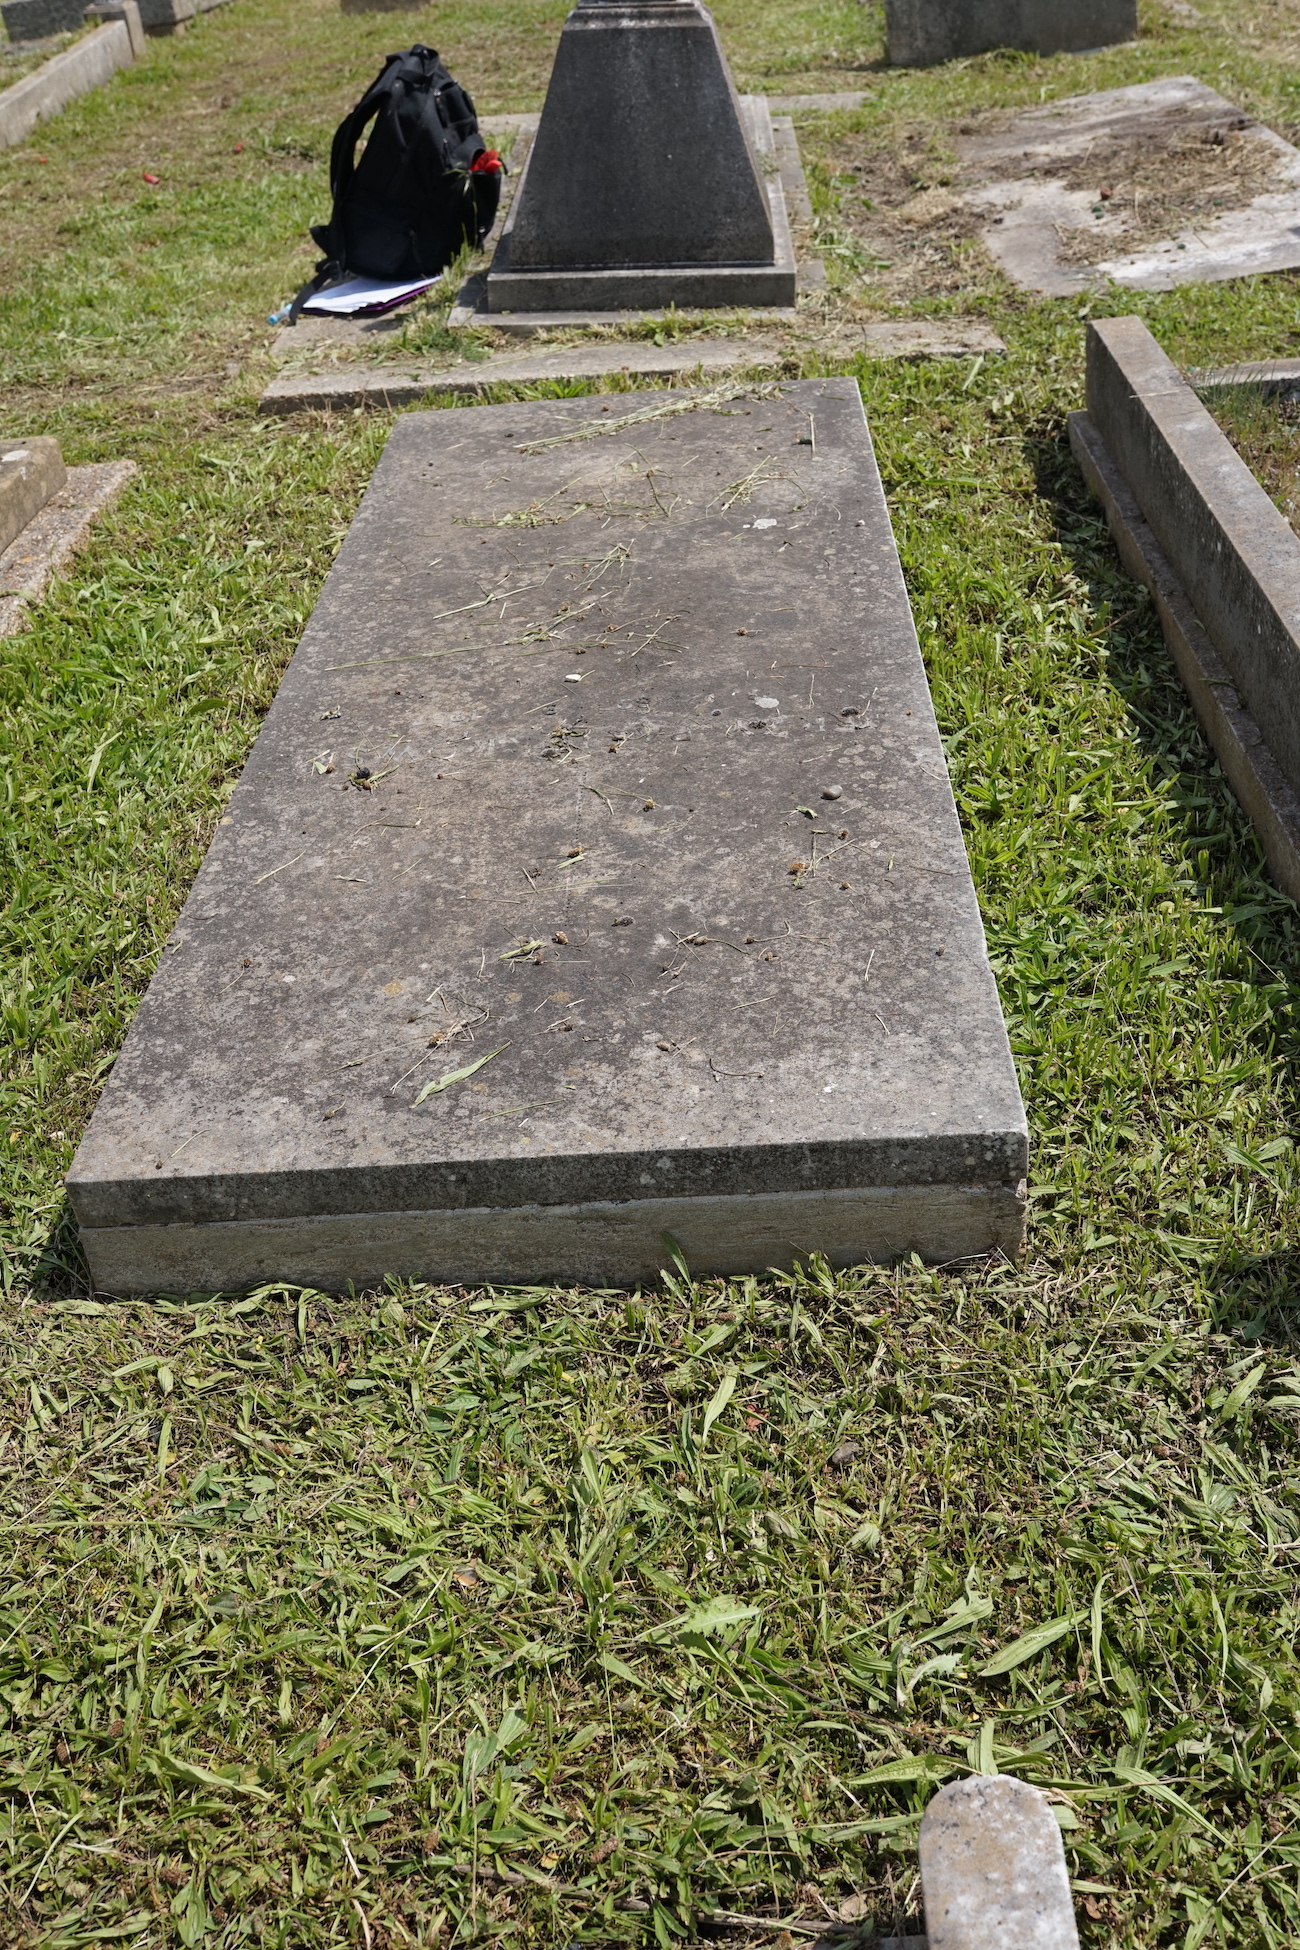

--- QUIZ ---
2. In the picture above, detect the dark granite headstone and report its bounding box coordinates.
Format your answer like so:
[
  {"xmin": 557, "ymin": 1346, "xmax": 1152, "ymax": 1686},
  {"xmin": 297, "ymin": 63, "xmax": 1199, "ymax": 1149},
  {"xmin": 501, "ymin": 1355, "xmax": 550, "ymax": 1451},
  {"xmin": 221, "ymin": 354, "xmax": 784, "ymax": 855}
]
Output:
[
  {"xmin": 487, "ymin": 0, "xmax": 796, "ymax": 313},
  {"xmin": 1, "ymin": 0, "xmax": 87, "ymax": 40},
  {"xmin": 68, "ymin": 379, "xmax": 1026, "ymax": 1294},
  {"xmin": 886, "ymin": 0, "xmax": 1136, "ymax": 66}
]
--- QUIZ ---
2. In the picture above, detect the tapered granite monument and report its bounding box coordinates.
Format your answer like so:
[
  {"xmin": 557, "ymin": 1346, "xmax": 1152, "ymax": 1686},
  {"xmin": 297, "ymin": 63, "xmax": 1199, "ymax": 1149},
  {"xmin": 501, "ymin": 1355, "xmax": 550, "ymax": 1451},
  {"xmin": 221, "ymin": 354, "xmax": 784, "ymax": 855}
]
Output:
[{"xmin": 486, "ymin": 0, "xmax": 796, "ymax": 313}]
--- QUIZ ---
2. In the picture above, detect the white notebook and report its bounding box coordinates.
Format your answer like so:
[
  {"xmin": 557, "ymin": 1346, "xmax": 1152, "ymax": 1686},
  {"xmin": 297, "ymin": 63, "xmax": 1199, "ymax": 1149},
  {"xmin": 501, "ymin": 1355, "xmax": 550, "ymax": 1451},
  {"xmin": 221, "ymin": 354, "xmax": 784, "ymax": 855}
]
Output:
[{"xmin": 302, "ymin": 274, "xmax": 440, "ymax": 317}]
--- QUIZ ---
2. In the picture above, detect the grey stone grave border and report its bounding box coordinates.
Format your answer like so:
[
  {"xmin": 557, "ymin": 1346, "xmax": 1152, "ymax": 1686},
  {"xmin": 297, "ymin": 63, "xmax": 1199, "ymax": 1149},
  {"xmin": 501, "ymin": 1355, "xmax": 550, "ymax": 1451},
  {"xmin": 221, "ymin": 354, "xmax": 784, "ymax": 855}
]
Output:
[
  {"xmin": 1071, "ymin": 314, "xmax": 1300, "ymax": 901},
  {"xmin": 258, "ymin": 339, "xmax": 784, "ymax": 415},
  {"xmin": 0, "ymin": 436, "xmax": 65, "ymax": 552},
  {"xmin": 259, "ymin": 322, "xmax": 1006, "ymax": 416},
  {"xmin": 0, "ymin": 12, "xmax": 135, "ymax": 148},
  {"xmin": 0, "ymin": 457, "xmax": 136, "ymax": 637}
]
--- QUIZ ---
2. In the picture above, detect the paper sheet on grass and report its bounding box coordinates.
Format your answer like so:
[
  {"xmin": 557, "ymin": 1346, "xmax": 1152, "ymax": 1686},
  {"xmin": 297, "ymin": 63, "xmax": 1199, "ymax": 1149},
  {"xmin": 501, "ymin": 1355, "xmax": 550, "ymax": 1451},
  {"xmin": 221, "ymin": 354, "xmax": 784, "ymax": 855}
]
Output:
[{"xmin": 302, "ymin": 275, "xmax": 439, "ymax": 317}]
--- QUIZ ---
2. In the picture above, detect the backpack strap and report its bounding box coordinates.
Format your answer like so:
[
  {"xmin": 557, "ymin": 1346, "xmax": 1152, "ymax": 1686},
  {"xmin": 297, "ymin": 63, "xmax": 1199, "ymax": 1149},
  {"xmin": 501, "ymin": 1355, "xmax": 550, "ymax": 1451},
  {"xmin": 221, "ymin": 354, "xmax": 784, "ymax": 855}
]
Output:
[
  {"xmin": 285, "ymin": 256, "xmax": 344, "ymax": 326},
  {"xmin": 315, "ymin": 53, "xmax": 404, "ymax": 270}
]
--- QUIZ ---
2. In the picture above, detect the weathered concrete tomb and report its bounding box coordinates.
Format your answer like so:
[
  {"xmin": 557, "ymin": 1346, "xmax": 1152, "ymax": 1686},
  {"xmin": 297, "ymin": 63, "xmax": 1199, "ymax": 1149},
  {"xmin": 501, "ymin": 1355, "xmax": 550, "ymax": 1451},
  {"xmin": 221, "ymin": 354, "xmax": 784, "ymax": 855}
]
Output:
[
  {"xmin": 885, "ymin": 0, "xmax": 1135, "ymax": 67},
  {"xmin": 486, "ymin": 0, "xmax": 796, "ymax": 314},
  {"xmin": 68, "ymin": 379, "xmax": 1027, "ymax": 1294}
]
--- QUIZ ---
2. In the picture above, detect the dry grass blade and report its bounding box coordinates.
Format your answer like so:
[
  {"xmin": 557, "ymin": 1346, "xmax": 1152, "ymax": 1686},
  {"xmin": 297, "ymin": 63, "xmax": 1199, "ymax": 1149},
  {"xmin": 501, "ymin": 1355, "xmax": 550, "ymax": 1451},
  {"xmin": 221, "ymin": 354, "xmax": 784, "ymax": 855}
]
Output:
[{"xmin": 518, "ymin": 383, "xmax": 783, "ymax": 452}]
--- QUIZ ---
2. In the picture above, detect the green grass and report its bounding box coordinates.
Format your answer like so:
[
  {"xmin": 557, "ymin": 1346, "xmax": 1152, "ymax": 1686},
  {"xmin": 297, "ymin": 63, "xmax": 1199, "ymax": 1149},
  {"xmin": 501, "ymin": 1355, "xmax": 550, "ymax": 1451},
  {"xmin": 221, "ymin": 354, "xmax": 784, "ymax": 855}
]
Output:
[
  {"xmin": 7, "ymin": 0, "xmax": 1300, "ymax": 1942},
  {"xmin": 1196, "ymin": 382, "xmax": 1300, "ymax": 533}
]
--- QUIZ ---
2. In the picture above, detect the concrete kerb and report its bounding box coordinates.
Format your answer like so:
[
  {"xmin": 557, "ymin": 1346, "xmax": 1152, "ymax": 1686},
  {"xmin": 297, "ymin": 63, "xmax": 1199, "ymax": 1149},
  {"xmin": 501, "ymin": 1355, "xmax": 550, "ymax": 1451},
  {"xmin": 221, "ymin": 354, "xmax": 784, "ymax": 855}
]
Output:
[
  {"xmin": 1073, "ymin": 314, "xmax": 1300, "ymax": 901},
  {"xmin": 258, "ymin": 341, "xmax": 787, "ymax": 416},
  {"xmin": 0, "ymin": 16, "xmax": 135, "ymax": 149},
  {"xmin": 259, "ymin": 324, "xmax": 1006, "ymax": 415},
  {"xmin": 84, "ymin": 0, "xmax": 145, "ymax": 58},
  {"xmin": 0, "ymin": 458, "xmax": 137, "ymax": 637},
  {"xmin": 0, "ymin": 436, "xmax": 65, "ymax": 553}
]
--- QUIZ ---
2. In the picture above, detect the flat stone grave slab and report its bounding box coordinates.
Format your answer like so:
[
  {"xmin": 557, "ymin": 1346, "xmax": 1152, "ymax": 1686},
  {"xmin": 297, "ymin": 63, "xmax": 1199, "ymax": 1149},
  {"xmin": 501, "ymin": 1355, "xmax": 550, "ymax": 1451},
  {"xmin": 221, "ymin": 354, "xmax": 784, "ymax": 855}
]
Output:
[
  {"xmin": 955, "ymin": 77, "xmax": 1300, "ymax": 295},
  {"xmin": 68, "ymin": 377, "xmax": 1026, "ymax": 1295},
  {"xmin": 258, "ymin": 340, "xmax": 783, "ymax": 416}
]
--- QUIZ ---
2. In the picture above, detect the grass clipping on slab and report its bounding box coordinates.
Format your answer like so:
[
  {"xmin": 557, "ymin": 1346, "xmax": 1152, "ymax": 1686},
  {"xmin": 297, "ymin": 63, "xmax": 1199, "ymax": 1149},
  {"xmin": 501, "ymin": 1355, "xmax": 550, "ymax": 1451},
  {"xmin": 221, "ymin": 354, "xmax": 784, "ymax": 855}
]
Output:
[{"xmin": 7, "ymin": 1263, "xmax": 1300, "ymax": 1947}]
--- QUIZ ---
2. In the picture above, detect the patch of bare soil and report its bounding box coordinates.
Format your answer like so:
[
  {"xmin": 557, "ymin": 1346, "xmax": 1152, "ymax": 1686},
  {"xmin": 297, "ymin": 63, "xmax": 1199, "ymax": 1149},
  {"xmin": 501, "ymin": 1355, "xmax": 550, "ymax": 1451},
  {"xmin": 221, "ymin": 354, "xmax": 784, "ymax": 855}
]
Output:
[
  {"xmin": 824, "ymin": 128, "xmax": 1001, "ymax": 307},
  {"xmin": 823, "ymin": 85, "xmax": 1298, "ymax": 299},
  {"xmin": 1053, "ymin": 123, "xmax": 1292, "ymax": 265}
]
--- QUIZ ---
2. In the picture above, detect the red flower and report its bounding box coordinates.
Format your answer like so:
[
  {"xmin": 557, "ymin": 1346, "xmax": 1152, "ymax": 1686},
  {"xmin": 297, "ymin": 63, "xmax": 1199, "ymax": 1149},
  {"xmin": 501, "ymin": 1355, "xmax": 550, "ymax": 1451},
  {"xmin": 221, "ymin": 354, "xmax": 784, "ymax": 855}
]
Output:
[{"xmin": 470, "ymin": 148, "xmax": 501, "ymax": 175}]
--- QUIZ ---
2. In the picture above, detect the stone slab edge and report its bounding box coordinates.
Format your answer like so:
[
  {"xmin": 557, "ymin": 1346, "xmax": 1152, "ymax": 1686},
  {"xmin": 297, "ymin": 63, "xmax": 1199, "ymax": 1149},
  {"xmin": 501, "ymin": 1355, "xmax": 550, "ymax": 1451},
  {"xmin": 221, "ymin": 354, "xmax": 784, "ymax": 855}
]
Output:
[
  {"xmin": 0, "ymin": 459, "xmax": 137, "ymax": 636},
  {"xmin": 448, "ymin": 299, "xmax": 800, "ymax": 336},
  {"xmin": 0, "ymin": 18, "xmax": 133, "ymax": 149},
  {"xmin": 261, "ymin": 323, "xmax": 1004, "ymax": 413},
  {"xmin": 1070, "ymin": 408, "xmax": 1300, "ymax": 901},
  {"xmin": 80, "ymin": 1182, "xmax": 1026, "ymax": 1296},
  {"xmin": 258, "ymin": 342, "xmax": 782, "ymax": 415},
  {"xmin": 1087, "ymin": 314, "xmax": 1300, "ymax": 805},
  {"xmin": 1186, "ymin": 357, "xmax": 1300, "ymax": 391}
]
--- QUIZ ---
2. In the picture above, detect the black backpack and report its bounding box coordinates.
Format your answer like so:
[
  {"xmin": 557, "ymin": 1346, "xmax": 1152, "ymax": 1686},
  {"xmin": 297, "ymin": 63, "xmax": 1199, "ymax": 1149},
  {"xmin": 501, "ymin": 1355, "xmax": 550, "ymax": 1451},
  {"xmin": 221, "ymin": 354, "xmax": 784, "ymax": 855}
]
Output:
[{"xmin": 296, "ymin": 47, "xmax": 502, "ymax": 311}]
